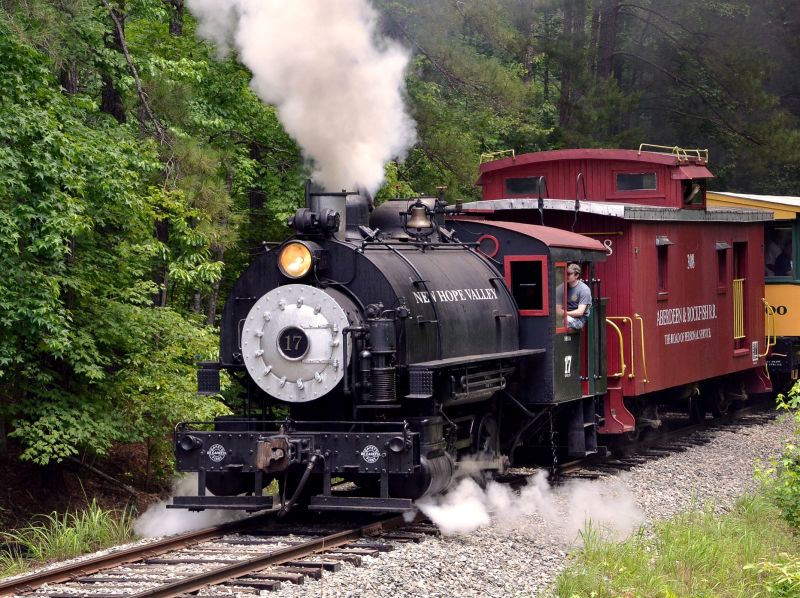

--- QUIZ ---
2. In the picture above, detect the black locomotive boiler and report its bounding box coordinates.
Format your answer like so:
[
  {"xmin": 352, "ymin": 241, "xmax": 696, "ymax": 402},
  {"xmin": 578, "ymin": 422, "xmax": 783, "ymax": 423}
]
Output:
[{"xmin": 172, "ymin": 188, "xmax": 606, "ymax": 513}]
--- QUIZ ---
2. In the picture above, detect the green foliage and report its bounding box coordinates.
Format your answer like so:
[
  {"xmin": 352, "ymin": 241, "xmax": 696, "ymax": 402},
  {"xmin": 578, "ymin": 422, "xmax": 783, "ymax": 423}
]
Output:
[
  {"xmin": 0, "ymin": 21, "xmax": 227, "ymax": 465},
  {"xmin": 375, "ymin": 161, "xmax": 417, "ymax": 201},
  {"xmin": 379, "ymin": 1, "xmax": 556, "ymax": 198},
  {"xmin": 0, "ymin": 499, "xmax": 134, "ymax": 577},
  {"xmin": 0, "ymin": 550, "xmax": 26, "ymax": 580},
  {"xmin": 556, "ymin": 494, "xmax": 800, "ymax": 598},
  {"xmin": 744, "ymin": 554, "xmax": 800, "ymax": 598},
  {"xmin": 756, "ymin": 384, "xmax": 800, "ymax": 528}
]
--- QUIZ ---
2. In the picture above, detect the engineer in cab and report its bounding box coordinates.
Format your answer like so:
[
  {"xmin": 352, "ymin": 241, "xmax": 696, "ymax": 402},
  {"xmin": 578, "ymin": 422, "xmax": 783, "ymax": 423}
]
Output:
[{"xmin": 556, "ymin": 263, "xmax": 592, "ymax": 332}]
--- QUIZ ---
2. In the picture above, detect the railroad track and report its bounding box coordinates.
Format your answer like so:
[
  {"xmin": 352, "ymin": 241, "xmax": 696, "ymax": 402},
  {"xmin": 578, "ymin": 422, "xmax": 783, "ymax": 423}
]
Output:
[
  {"xmin": 1, "ymin": 403, "xmax": 779, "ymax": 596},
  {"xmin": 0, "ymin": 513, "xmax": 439, "ymax": 597}
]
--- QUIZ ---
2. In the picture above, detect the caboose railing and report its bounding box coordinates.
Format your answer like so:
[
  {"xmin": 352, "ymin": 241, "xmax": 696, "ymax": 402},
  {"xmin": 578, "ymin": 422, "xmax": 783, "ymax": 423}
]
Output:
[
  {"xmin": 479, "ymin": 149, "xmax": 515, "ymax": 164},
  {"xmin": 633, "ymin": 313, "xmax": 649, "ymax": 383},
  {"xmin": 606, "ymin": 315, "xmax": 649, "ymax": 383},
  {"xmin": 758, "ymin": 298, "xmax": 777, "ymax": 358},
  {"xmin": 637, "ymin": 143, "xmax": 709, "ymax": 163},
  {"xmin": 733, "ymin": 278, "xmax": 745, "ymax": 339},
  {"xmin": 605, "ymin": 318, "xmax": 626, "ymax": 378},
  {"xmin": 607, "ymin": 316, "xmax": 635, "ymax": 379}
]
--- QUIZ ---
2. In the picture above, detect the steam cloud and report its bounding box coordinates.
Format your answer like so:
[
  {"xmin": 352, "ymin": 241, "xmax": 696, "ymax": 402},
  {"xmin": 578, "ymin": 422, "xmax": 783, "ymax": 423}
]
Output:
[
  {"xmin": 186, "ymin": 0, "xmax": 416, "ymax": 194},
  {"xmin": 416, "ymin": 471, "xmax": 643, "ymax": 542},
  {"xmin": 134, "ymin": 474, "xmax": 247, "ymax": 537}
]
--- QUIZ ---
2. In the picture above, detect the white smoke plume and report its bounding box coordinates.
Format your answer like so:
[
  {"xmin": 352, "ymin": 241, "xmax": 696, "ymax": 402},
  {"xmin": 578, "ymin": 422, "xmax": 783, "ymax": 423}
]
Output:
[
  {"xmin": 187, "ymin": 0, "xmax": 416, "ymax": 194},
  {"xmin": 416, "ymin": 471, "xmax": 644, "ymax": 542},
  {"xmin": 134, "ymin": 474, "xmax": 247, "ymax": 537}
]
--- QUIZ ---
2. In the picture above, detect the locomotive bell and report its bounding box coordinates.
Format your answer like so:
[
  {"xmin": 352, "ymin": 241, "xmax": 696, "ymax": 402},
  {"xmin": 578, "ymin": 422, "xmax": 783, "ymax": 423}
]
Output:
[{"xmin": 407, "ymin": 204, "xmax": 433, "ymax": 229}]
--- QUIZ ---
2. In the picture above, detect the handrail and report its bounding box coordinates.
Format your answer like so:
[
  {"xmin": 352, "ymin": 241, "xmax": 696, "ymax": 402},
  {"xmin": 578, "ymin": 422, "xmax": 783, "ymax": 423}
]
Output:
[
  {"xmin": 637, "ymin": 143, "xmax": 709, "ymax": 163},
  {"xmin": 607, "ymin": 316, "xmax": 635, "ymax": 378},
  {"xmin": 759, "ymin": 298, "xmax": 777, "ymax": 358},
  {"xmin": 605, "ymin": 318, "xmax": 627, "ymax": 377},
  {"xmin": 633, "ymin": 313, "xmax": 649, "ymax": 383},
  {"xmin": 733, "ymin": 278, "xmax": 745, "ymax": 339},
  {"xmin": 480, "ymin": 149, "xmax": 515, "ymax": 164}
]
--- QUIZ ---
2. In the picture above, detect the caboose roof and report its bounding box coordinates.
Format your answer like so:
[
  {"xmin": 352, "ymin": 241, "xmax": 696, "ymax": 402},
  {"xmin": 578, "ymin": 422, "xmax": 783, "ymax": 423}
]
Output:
[
  {"xmin": 454, "ymin": 217, "xmax": 606, "ymax": 252},
  {"xmin": 461, "ymin": 198, "xmax": 773, "ymax": 222},
  {"xmin": 478, "ymin": 148, "xmax": 712, "ymax": 179}
]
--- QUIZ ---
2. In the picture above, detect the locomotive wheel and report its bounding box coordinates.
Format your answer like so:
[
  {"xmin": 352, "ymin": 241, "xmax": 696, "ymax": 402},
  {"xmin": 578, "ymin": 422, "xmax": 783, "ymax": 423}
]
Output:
[
  {"xmin": 475, "ymin": 413, "xmax": 500, "ymax": 459},
  {"xmin": 688, "ymin": 394, "xmax": 707, "ymax": 424},
  {"xmin": 623, "ymin": 427, "xmax": 643, "ymax": 443},
  {"xmin": 710, "ymin": 388, "xmax": 731, "ymax": 417}
]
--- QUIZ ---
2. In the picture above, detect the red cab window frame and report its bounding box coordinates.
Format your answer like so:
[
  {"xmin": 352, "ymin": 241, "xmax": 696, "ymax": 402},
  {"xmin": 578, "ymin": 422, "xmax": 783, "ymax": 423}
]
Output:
[
  {"xmin": 504, "ymin": 255, "xmax": 549, "ymax": 317},
  {"xmin": 553, "ymin": 261, "xmax": 569, "ymax": 333}
]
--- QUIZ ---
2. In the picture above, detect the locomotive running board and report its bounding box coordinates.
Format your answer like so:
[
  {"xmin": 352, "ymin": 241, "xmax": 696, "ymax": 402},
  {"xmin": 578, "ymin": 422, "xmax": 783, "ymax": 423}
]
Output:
[
  {"xmin": 309, "ymin": 495, "xmax": 414, "ymax": 512},
  {"xmin": 169, "ymin": 495, "xmax": 274, "ymax": 511}
]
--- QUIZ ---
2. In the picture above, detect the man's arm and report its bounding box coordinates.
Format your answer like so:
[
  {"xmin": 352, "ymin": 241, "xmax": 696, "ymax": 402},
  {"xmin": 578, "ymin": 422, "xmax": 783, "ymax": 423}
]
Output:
[{"xmin": 567, "ymin": 304, "xmax": 588, "ymax": 318}]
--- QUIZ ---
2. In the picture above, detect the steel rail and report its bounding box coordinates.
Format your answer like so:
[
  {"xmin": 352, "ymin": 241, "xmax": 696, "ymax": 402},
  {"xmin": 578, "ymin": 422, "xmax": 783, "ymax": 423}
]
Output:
[
  {"xmin": 127, "ymin": 515, "xmax": 407, "ymax": 597},
  {"xmin": 0, "ymin": 511, "xmax": 276, "ymax": 596}
]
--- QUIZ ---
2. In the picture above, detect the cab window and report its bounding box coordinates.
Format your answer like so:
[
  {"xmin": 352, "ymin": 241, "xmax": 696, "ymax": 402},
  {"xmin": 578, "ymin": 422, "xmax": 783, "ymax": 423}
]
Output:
[
  {"xmin": 553, "ymin": 263, "xmax": 567, "ymax": 331},
  {"xmin": 504, "ymin": 256, "xmax": 548, "ymax": 316}
]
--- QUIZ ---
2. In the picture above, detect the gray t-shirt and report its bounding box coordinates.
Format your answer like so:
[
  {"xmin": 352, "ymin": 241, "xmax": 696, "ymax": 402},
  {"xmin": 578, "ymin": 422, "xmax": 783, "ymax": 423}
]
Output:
[{"xmin": 556, "ymin": 280, "xmax": 592, "ymax": 320}]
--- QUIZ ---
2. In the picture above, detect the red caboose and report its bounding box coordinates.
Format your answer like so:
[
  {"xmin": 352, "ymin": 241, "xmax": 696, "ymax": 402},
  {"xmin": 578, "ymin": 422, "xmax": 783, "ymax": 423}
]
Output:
[{"xmin": 464, "ymin": 145, "xmax": 772, "ymax": 434}]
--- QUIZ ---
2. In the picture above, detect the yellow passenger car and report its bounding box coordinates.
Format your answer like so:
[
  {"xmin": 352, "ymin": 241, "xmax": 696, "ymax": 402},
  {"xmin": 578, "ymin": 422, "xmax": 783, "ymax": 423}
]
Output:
[{"xmin": 708, "ymin": 191, "xmax": 800, "ymax": 388}]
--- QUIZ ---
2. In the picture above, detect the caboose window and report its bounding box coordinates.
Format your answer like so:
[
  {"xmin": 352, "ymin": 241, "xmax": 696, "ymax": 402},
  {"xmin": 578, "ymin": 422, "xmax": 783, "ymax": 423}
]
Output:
[
  {"xmin": 765, "ymin": 223, "xmax": 793, "ymax": 278},
  {"xmin": 657, "ymin": 245, "xmax": 669, "ymax": 295},
  {"xmin": 616, "ymin": 172, "xmax": 656, "ymax": 191},
  {"xmin": 505, "ymin": 177, "xmax": 545, "ymax": 196},
  {"xmin": 504, "ymin": 256, "xmax": 548, "ymax": 316},
  {"xmin": 716, "ymin": 244, "xmax": 729, "ymax": 292}
]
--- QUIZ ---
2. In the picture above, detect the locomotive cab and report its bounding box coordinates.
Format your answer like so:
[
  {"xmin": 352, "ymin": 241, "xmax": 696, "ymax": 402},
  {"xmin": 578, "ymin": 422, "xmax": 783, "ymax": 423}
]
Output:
[{"xmin": 449, "ymin": 219, "xmax": 608, "ymax": 459}]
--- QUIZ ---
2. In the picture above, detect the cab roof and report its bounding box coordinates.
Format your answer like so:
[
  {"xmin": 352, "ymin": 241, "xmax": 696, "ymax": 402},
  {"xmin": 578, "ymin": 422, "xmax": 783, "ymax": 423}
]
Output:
[{"xmin": 454, "ymin": 217, "xmax": 606, "ymax": 253}]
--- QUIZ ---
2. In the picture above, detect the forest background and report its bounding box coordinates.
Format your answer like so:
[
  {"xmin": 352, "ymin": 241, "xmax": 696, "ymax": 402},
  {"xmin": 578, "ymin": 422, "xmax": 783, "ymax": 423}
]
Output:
[{"xmin": 1, "ymin": 0, "xmax": 799, "ymax": 487}]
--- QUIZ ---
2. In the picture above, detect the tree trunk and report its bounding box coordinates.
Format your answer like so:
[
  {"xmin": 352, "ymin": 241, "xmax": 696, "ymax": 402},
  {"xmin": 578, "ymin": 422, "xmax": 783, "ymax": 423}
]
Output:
[
  {"xmin": 193, "ymin": 290, "xmax": 202, "ymax": 314},
  {"xmin": 206, "ymin": 244, "xmax": 224, "ymax": 326},
  {"xmin": 153, "ymin": 219, "xmax": 170, "ymax": 307},
  {"xmin": 597, "ymin": 0, "xmax": 618, "ymax": 79},
  {"xmin": 0, "ymin": 392, "xmax": 6, "ymax": 460},
  {"xmin": 558, "ymin": 0, "xmax": 576, "ymax": 126},
  {"xmin": 168, "ymin": 0, "xmax": 184, "ymax": 36},
  {"xmin": 100, "ymin": 0, "xmax": 127, "ymax": 123},
  {"xmin": 60, "ymin": 64, "xmax": 78, "ymax": 94},
  {"xmin": 101, "ymin": 74, "xmax": 127, "ymax": 123},
  {"xmin": 589, "ymin": 1, "xmax": 601, "ymax": 76},
  {"xmin": 249, "ymin": 142, "xmax": 265, "ymax": 214}
]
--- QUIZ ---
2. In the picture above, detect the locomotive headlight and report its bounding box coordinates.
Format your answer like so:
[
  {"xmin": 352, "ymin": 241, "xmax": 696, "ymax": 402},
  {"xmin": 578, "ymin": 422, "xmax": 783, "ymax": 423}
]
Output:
[{"xmin": 279, "ymin": 242, "xmax": 314, "ymax": 279}]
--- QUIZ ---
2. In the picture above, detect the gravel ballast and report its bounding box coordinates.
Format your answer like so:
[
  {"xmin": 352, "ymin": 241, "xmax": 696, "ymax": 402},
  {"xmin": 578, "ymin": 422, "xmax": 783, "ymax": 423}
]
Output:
[{"xmin": 264, "ymin": 413, "xmax": 794, "ymax": 598}]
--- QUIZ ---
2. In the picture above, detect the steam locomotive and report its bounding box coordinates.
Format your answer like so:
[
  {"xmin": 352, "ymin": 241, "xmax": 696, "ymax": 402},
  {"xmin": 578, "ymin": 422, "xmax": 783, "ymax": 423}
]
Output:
[{"xmin": 172, "ymin": 146, "xmax": 772, "ymax": 513}]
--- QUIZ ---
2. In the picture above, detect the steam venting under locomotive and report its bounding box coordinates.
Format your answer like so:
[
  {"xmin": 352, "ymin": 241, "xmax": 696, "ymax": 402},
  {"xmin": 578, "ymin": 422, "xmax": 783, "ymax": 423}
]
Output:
[{"xmin": 172, "ymin": 185, "xmax": 542, "ymax": 513}]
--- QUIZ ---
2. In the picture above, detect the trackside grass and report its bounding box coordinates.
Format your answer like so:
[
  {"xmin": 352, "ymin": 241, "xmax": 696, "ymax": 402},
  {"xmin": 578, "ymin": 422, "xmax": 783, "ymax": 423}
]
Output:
[
  {"xmin": 0, "ymin": 499, "xmax": 135, "ymax": 579},
  {"xmin": 554, "ymin": 493, "xmax": 800, "ymax": 597}
]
